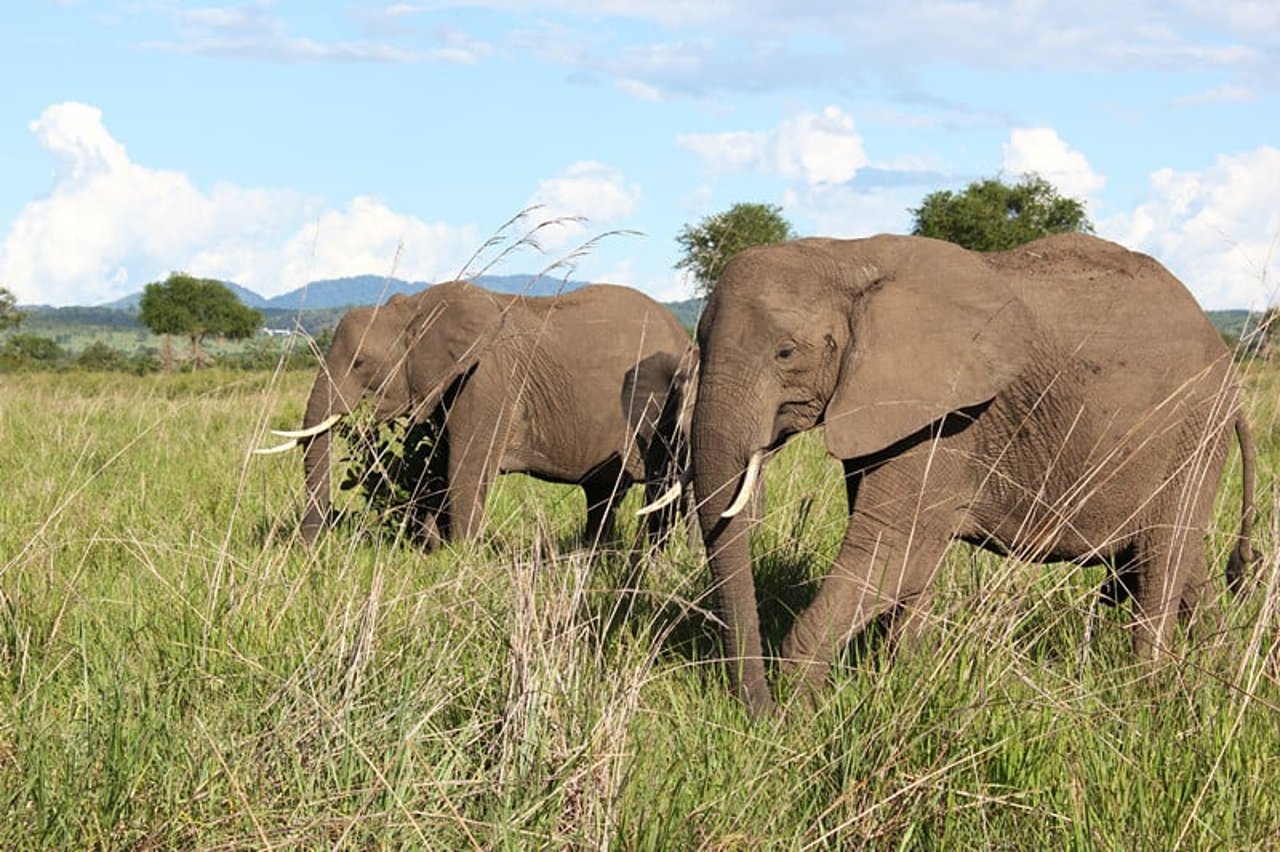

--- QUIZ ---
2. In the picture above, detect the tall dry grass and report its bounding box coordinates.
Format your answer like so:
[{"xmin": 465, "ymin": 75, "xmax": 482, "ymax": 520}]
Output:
[{"xmin": 0, "ymin": 356, "xmax": 1276, "ymax": 847}]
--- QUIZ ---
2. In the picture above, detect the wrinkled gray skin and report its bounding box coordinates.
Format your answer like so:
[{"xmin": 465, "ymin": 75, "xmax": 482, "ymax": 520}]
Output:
[
  {"xmin": 692, "ymin": 233, "xmax": 1257, "ymax": 714},
  {"xmin": 292, "ymin": 280, "xmax": 691, "ymax": 547}
]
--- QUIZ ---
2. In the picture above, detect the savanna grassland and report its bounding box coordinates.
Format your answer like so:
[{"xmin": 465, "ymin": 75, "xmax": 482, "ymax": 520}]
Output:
[{"xmin": 2, "ymin": 364, "xmax": 1280, "ymax": 849}]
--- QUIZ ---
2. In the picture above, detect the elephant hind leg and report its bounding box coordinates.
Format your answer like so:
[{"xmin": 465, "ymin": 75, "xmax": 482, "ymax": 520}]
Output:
[{"xmin": 1130, "ymin": 429, "xmax": 1229, "ymax": 658}]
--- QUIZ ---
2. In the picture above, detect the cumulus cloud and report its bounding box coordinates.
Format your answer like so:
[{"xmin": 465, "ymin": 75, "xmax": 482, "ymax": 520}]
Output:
[
  {"xmin": 1001, "ymin": 127, "xmax": 1107, "ymax": 201},
  {"xmin": 0, "ymin": 102, "xmax": 479, "ymax": 305},
  {"xmin": 1103, "ymin": 146, "xmax": 1280, "ymax": 310},
  {"xmin": 280, "ymin": 197, "xmax": 480, "ymax": 288},
  {"xmin": 679, "ymin": 106, "xmax": 868, "ymax": 185},
  {"xmin": 782, "ymin": 183, "xmax": 917, "ymax": 240},
  {"xmin": 523, "ymin": 161, "xmax": 641, "ymax": 250}
]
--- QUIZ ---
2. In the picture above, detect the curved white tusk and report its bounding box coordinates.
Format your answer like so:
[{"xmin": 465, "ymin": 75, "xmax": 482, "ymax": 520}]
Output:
[
  {"xmin": 721, "ymin": 450, "xmax": 763, "ymax": 519},
  {"xmin": 271, "ymin": 413, "xmax": 342, "ymax": 439},
  {"xmin": 636, "ymin": 481, "xmax": 682, "ymax": 517},
  {"xmin": 253, "ymin": 438, "xmax": 299, "ymax": 455}
]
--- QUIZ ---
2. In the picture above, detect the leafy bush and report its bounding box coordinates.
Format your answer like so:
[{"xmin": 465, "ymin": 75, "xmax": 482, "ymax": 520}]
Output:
[
  {"xmin": 0, "ymin": 334, "xmax": 67, "ymax": 370},
  {"xmin": 339, "ymin": 410, "xmax": 445, "ymax": 534},
  {"xmin": 75, "ymin": 340, "xmax": 132, "ymax": 372}
]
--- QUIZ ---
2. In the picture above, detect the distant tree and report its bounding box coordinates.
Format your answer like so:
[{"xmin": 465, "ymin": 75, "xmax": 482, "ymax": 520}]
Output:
[
  {"xmin": 910, "ymin": 173, "xmax": 1094, "ymax": 252},
  {"xmin": 676, "ymin": 202, "xmax": 797, "ymax": 296},
  {"xmin": 0, "ymin": 287, "xmax": 28, "ymax": 332},
  {"xmin": 1248, "ymin": 307, "xmax": 1280, "ymax": 358},
  {"xmin": 138, "ymin": 273, "xmax": 262, "ymax": 367}
]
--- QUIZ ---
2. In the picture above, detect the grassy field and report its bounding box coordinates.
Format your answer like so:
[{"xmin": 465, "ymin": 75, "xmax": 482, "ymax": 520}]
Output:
[{"xmin": 2, "ymin": 365, "xmax": 1279, "ymax": 849}]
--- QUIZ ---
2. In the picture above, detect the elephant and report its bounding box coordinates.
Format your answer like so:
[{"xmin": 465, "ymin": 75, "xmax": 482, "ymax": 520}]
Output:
[
  {"xmin": 690, "ymin": 232, "xmax": 1257, "ymax": 713},
  {"xmin": 256, "ymin": 280, "xmax": 692, "ymax": 548},
  {"xmin": 621, "ymin": 346, "xmax": 699, "ymax": 542}
]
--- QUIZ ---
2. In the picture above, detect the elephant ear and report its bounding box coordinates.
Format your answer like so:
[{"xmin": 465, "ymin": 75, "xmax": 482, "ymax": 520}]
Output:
[
  {"xmin": 406, "ymin": 283, "xmax": 505, "ymax": 410},
  {"xmin": 621, "ymin": 345, "xmax": 699, "ymax": 448},
  {"xmin": 824, "ymin": 263, "xmax": 1035, "ymax": 460}
]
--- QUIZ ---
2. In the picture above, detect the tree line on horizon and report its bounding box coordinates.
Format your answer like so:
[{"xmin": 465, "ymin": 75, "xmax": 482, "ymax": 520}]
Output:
[{"xmin": 2, "ymin": 173, "xmax": 1258, "ymax": 373}]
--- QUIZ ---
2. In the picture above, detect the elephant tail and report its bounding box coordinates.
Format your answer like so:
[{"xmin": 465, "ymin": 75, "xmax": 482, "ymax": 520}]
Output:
[{"xmin": 1226, "ymin": 414, "xmax": 1257, "ymax": 595}]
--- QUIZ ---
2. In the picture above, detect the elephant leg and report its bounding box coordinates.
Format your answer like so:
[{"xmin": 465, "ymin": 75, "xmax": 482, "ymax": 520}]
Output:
[
  {"xmin": 1129, "ymin": 536, "xmax": 1199, "ymax": 660},
  {"xmin": 1131, "ymin": 434, "xmax": 1228, "ymax": 657},
  {"xmin": 582, "ymin": 464, "xmax": 627, "ymax": 546},
  {"xmin": 444, "ymin": 432, "xmax": 494, "ymax": 542},
  {"xmin": 886, "ymin": 587, "xmax": 934, "ymax": 653},
  {"xmin": 407, "ymin": 452, "xmax": 448, "ymax": 550},
  {"xmin": 780, "ymin": 457, "xmax": 960, "ymax": 694}
]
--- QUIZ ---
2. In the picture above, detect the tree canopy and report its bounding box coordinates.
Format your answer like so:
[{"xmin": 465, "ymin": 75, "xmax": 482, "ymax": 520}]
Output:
[
  {"xmin": 675, "ymin": 202, "xmax": 797, "ymax": 296},
  {"xmin": 139, "ymin": 273, "xmax": 262, "ymax": 366},
  {"xmin": 0, "ymin": 287, "xmax": 28, "ymax": 333},
  {"xmin": 909, "ymin": 173, "xmax": 1094, "ymax": 252}
]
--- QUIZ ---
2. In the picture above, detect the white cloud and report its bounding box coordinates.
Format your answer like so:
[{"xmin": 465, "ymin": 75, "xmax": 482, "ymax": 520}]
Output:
[
  {"xmin": 0, "ymin": 102, "xmax": 479, "ymax": 305},
  {"xmin": 280, "ymin": 197, "xmax": 479, "ymax": 289},
  {"xmin": 1001, "ymin": 127, "xmax": 1107, "ymax": 201},
  {"xmin": 782, "ymin": 183, "xmax": 916, "ymax": 240},
  {"xmin": 1103, "ymin": 146, "xmax": 1280, "ymax": 310},
  {"xmin": 145, "ymin": 3, "xmax": 432, "ymax": 63},
  {"xmin": 679, "ymin": 106, "xmax": 868, "ymax": 185},
  {"xmin": 524, "ymin": 161, "xmax": 641, "ymax": 249},
  {"xmin": 1173, "ymin": 84, "xmax": 1255, "ymax": 107}
]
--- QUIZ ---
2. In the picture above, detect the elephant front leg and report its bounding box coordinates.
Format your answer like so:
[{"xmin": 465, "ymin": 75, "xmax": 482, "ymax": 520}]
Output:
[
  {"xmin": 780, "ymin": 460, "xmax": 958, "ymax": 697},
  {"xmin": 582, "ymin": 467, "xmax": 626, "ymax": 547},
  {"xmin": 444, "ymin": 432, "xmax": 494, "ymax": 542},
  {"xmin": 780, "ymin": 521, "xmax": 951, "ymax": 695}
]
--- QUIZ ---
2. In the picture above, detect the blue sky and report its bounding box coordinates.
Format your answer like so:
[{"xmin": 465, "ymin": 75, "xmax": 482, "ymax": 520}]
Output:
[{"xmin": 2, "ymin": 1, "xmax": 1277, "ymax": 309}]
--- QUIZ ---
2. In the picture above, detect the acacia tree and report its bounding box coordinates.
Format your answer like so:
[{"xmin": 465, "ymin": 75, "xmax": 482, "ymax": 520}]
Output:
[
  {"xmin": 910, "ymin": 173, "xmax": 1094, "ymax": 251},
  {"xmin": 676, "ymin": 202, "xmax": 796, "ymax": 296},
  {"xmin": 139, "ymin": 273, "xmax": 262, "ymax": 367}
]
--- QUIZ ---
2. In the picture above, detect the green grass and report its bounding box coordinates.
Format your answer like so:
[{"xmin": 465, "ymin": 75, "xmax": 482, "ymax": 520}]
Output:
[{"xmin": 2, "ymin": 366, "xmax": 1279, "ymax": 849}]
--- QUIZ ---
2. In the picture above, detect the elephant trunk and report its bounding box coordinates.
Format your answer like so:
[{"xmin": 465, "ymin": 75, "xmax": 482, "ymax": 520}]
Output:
[
  {"xmin": 691, "ymin": 376, "xmax": 774, "ymax": 714},
  {"xmin": 300, "ymin": 373, "xmax": 340, "ymax": 545}
]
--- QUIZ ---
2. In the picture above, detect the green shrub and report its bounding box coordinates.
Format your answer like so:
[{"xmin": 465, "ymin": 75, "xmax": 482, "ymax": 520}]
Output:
[
  {"xmin": 2, "ymin": 333, "xmax": 65, "ymax": 363},
  {"xmin": 75, "ymin": 340, "xmax": 131, "ymax": 371}
]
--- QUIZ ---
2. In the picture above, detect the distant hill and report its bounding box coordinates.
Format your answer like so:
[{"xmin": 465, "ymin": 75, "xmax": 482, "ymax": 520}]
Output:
[
  {"xmin": 664, "ymin": 297, "xmax": 705, "ymax": 331},
  {"xmin": 268, "ymin": 273, "xmax": 591, "ymax": 309},
  {"xmin": 1206, "ymin": 309, "xmax": 1253, "ymax": 340},
  {"xmin": 103, "ymin": 281, "xmax": 269, "ymax": 311},
  {"xmin": 97, "ymin": 273, "xmax": 594, "ymax": 313}
]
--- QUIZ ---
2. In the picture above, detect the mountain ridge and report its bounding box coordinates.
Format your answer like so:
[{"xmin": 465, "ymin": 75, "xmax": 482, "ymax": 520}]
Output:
[{"xmin": 99, "ymin": 273, "xmax": 600, "ymax": 312}]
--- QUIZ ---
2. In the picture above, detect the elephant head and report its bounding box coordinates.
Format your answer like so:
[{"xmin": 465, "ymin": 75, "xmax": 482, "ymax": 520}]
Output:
[
  {"xmin": 621, "ymin": 344, "xmax": 698, "ymax": 537},
  {"xmin": 256, "ymin": 281, "xmax": 504, "ymax": 544},
  {"xmin": 691, "ymin": 235, "xmax": 1032, "ymax": 711}
]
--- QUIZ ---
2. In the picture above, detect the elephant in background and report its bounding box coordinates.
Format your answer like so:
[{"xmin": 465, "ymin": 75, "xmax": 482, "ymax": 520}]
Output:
[
  {"xmin": 257, "ymin": 280, "xmax": 692, "ymax": 548},
  {"xmin": 690, "ymin": 232, "xmax": 1256, "ymax": 713},
  {"xmin": 621, "ymin": 346, "xmax": 699, "ymax": 542}
]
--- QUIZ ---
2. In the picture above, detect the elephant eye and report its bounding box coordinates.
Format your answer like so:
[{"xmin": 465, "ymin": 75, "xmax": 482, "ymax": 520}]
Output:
[{"xmin": 776, "ymin": 343, "xmax": 796, "ymax": 361}]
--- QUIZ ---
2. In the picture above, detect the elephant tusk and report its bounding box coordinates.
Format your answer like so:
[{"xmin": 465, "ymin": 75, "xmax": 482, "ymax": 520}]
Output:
[
  {"xmin": 721, "ymin": 450, "xmax": 763, "ymax": 519},
  {"xmin": 253, "ymin": 438, "xmax": 299, "ymax": 455},
  {"xmin": 271, "ymin": 413, "xmax": 342, "ymax": 439},
  {"xmin": 636, "ymin": 481, "xmax": 682, "ymax": 516}
]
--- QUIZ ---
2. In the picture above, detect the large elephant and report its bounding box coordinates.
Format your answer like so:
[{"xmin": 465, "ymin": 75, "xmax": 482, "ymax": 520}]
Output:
[
  {"xmin": 691, "ymin": 232, "xmax": 1256, "ymax": 713},
  {"xmin": 257, "ymin": 280, "xmax": 691, "ymax": 547}
]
